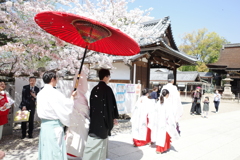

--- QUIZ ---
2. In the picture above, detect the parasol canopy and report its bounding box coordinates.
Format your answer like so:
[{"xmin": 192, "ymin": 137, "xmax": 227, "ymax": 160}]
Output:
[
  {"xmin": 34, "ymin": 11, "xmax": 140, "ymax": 56},
  {"xmin": 34, "ymin": 11, "xmax": 140, "ymax": 90}
]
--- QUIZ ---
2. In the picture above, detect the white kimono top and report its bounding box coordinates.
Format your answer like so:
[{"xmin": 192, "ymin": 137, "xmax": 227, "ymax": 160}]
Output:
[
  {"xmin": 154, "ymin": 97, "xmax": 180, "ymax": 147},
  {"xmin": 161, "ymin": 83, "xmax": 183, "ymax": 123},
  {"xmin": 131, "ymin": 96, "xmax": 155, "ymax": 140},
  {"xmin": 37, "ymin": 84, "xmax": 74, "ymax": 127}
]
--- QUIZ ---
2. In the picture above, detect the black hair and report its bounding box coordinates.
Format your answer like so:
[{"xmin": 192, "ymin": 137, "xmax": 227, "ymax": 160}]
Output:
[
  {"xmin": 160, "ymin": 89, "xmax": 169, "ymax": 104},
  {"xmin": 98, "ymin": 69, "xmax": 110, "ymax": 80},
  {"xmin": 168, "ymin": 73, "xmax": 174, "ymax": 80},
  {"xmin": 29, "ymin": 76, "xmax": 36, "ymax": 80},
  {"xmin": 42, "ymin": 71, "xmax": 57, "ymax": 84},
  {"xmin": 205, "ymin": 96, "xmax": 209, "ymax": 100},
  {"xmin": 0, "ymin": 81, "xmax": 6, "ymax": 86},
  {"xmin": 152, "ymin": 86, "xmax": 158, "ymax": 91},
  {"xmin": 142, "ymin": 88, "xmax": 149, "ymax": 96}
]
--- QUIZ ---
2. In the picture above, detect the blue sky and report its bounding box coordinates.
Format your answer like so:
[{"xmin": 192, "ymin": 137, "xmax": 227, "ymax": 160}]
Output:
[{"xmin": 128, "ymin": 0, "xmax": 240, "ymax": 46}]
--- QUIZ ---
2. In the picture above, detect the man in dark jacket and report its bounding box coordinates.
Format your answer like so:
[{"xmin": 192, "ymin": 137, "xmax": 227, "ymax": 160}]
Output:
[
  {"xmin": 82, "ymin": 69, "xmax": 119, "ymax": 160},
  {"xmin": 20, "ymin": 76, "xmax": 39, "ymax": 139}
]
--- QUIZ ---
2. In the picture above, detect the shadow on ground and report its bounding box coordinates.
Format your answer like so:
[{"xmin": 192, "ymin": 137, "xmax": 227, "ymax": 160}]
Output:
[
  {"xmin": 0, "ymin": 123, "xmax": 40, "ymax": 160},
  {"xmin": 150, "ymin": 143, "xmax": 178, "ymax": 154},
  {"xmin": 109, "ymin": 140, "xmax": 144, "ymax": 160},
  {"xmin": 182, "ymin": 102, "xmax": 192, "ymax": 105}
]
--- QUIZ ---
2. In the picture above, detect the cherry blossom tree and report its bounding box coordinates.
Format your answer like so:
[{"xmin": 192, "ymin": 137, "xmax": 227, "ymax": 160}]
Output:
[{"xmin": 0, "ymin": 0, "xmax": 159, "ymax": 77}]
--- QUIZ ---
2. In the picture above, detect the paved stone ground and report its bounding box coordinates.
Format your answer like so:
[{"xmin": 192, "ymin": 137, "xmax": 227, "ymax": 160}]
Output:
[
  {"xmin": 108, "ymin": 96, "xmax": 240, "ymax": 160},
  {"xmin": 1, "ymin": 95, "xmax": 240, "ymax": 160}
]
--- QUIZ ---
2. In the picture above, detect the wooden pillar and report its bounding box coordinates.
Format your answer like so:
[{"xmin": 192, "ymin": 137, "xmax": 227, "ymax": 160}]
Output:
[
  {"xmin": 173, "ymin": 67, "xmax": 177, "ymax": 85},
  {"xmin": 129, "ymin": 65, "xmax": 133, "ymax": 84},
  {"xmin": 146, "ymin": 57, "xmax": 152, "ymax": 88},
  {"xmin": 133, "ymin": 63, "xmax": 136, "ymax": 84},
  {"xmin": 185, "ymin": 83, "xmax": 187, "ymax": 99},
  {"xmin": 146, "ymin": 60, "xmax": 150, "ymax": 88}
]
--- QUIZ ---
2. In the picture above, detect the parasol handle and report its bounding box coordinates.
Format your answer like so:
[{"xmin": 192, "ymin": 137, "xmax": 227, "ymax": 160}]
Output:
[{"xmin": 73, "ymin": 45, "xmax": 88, "ymax": 91}]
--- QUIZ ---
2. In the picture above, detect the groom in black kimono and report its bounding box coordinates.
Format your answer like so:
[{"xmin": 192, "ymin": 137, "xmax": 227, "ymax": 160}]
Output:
[{"xmin": 83, "ymin": 69, "xmax": 119, "ymax": 160}]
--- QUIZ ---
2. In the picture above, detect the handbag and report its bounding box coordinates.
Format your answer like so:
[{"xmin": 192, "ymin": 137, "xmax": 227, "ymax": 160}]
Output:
[{"xmin": 14, "ymin": 110, "xmax": 30, "ymax": 122}]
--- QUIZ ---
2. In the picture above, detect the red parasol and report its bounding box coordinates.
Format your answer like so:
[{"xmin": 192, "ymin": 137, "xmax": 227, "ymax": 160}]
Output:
[{"xmin": 34, "ymin": 11, "xmax": 140, "ymax": 90}]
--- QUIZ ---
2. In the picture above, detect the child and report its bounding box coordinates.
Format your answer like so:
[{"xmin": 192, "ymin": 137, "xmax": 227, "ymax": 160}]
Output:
[
  {"xmin": 153, "ymin": 89, "xmax": 180, "ymax": 154},
  {"xmin": 131, "ymin": 88, "xmax": 154, "ymax": 147},
  {"xmin": 202, "ymin": 96, "xmax": 209, "ymax": 118}
]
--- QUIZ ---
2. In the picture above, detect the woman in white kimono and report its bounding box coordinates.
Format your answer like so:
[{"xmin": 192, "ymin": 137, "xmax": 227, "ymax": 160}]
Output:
[
  {"xmin": 154, "ymin": 89, "xmax": 180, "ymax": 154},
  {"xmin": 131, "ymin": 88, "xmax": 155, "ymax": 147},
  {"xmin": 66, "ymin": 69, "xmax": 90, "ymax": 159}
]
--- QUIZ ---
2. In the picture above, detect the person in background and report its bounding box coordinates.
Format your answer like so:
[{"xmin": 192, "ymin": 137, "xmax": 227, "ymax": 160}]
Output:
[
  {"xmin": 202, "ymin": 96, "xmax": 209, "ymax": 118},
  {"xmin": 82, "ymin": 69, "xmax": 119, "ymax": 160},
  {"xmin": 37, "ymin": 71, "xmax": 76, "ymax": 160},
  {"xmin": 160, "ymin": 73, "xmax": 183, "ymax": 123},
  {"xmin": 19, "ymin": 76, "xmax": 39, "ymax": 139},
  {"xmin": 0, "ymin": 81, "xmax": 14, "ymax": 140},
  {"xmin": 213, "ymin": 90, "xmax": 221, "ymax": 113},
  {"xmin": 157, "ymin": 85, "xmax": 162, "ymax": 98},
  {"xmin": 131, "ymin": 88, "xmax": 154, "ymax": 147},
  {"xmin": 150, "ymin": 86, "xmax": 159, "ymax": 102},
  {"xmin": 190, "ymin": 87, "xmax": 202, "ymax": 115}
]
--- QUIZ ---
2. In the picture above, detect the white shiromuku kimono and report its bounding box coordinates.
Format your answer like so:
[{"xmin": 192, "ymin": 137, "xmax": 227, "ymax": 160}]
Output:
[
  {"xmin": 161, "ymin": 83, "xmax": 183, "ymax": 123},
  {"xmin": 66, "ymin": 71, "xmax": 90, "ymax": 159},
  {"xmin": 151, "ymin": 83, "xmax": 183, "ymax": 147},
  {"xmin": 131, "ymin": 96, "xmax": 155, "ymax": 141},
  {"xmin": 37, "ymin": 84, "xmax": 74, "ymax": 160},
  {"xmin": 154, "ymin": 97, "xmax": 180, "ymax": 147},
  {"xmin": 148, "ymin": 100, "xmax": 159, "ymax": 142}
]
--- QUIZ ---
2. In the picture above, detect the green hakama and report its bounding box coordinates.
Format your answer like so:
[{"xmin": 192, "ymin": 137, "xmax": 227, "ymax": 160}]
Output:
[{"xmin": 38, "ymin": 119, "xmax": 67, "ymax": 160}]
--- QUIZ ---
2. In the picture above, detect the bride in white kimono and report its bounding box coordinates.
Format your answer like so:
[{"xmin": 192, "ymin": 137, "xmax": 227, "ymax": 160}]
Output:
[
  {"xmin": 153, "ymin": 89, "xmax": 180, "ymax": 154},
  {"xmin": 66, "ymin": 68, "xmax": 90, "ymax": 159}
]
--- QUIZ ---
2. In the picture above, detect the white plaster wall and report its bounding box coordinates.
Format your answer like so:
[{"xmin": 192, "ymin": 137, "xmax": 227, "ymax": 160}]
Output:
[
  {"xmin": 111, "ymin": 62, "xmax": 130, "ymax": 80},
  {"xmin": 14, "ymin": 78, "xmax": 140, "ymax": 115}
]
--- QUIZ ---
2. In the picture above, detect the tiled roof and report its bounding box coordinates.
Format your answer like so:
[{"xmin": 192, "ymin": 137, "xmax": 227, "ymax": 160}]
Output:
[
  {"xmin": 150, "ymin": 68, "xmax": 169, "ymax": 73},
  {"xmin": 223, "ymin": 43, "xmax": 240, "ymax": 48},
  {"xmin": 207, "ymin": 43, "xmax": 240, "ymax": 70},
  {"xmin": 139, "ymin": 18, "xmax": 170, "ymax": 47},
  {"xmin": 198, "ymin": 72, "xmax": 213, "ymax": 78},
  {"xmin": 139, "ymin": 17, "xmax": 197, "ymax": 65},
  {"xmin": 159, "ymin": 39, "xmax": 197, "ymax": 64},
  {"xmin": 85, "ymin": 17, "xmax": 197, "ymax": 65}
]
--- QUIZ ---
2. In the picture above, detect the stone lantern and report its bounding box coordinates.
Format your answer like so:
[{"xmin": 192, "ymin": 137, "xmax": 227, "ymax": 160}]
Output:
[{"xmin": 221, "ymin": 74, "xmax": 235, "ymax": 100}]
